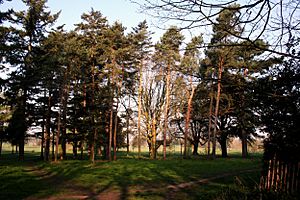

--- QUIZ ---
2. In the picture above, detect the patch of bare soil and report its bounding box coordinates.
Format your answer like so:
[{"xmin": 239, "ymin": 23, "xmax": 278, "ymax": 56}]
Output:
[
  {"xmin": 24, "ymin": 164, "xmax": 259, "ymax": 200},
  {"xmin": 166, "ymin": 168, "xmax": 260, "ymax": 199}
]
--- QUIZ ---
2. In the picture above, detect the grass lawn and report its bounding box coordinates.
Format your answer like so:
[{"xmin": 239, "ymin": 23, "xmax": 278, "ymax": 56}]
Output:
[{"xmin": 0, "ymin": 151, "xmax": 262, "ymax": 200}]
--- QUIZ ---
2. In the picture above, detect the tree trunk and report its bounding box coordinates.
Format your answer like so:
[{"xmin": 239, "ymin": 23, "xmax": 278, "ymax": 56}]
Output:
[
  {"xmin": 97, "ymin": 145, "xmax": 102, "ymax": 157},
  {"xmin": 163, "ymin": 64, "xmax": 171, "ymax": 160},
  {"xmin": 113, "ymin": 76, "xmax": 122, "ymax": 161},
  {"xmin": 52, "ymin": 130, "xmax": 55, "ymax": 160},
  {"xmin": 113, "ymin": 110, "xmax": 118, "ymax": 161},
  {"xmin": 80, "ymin": 141, "xmax": 84, "ymax": 160},
  {"xmin": 18, "ymin": 90, "xmax": 26, "ymax": 161},
  {"xmin": 61, "ymin": 111, "xmax": 67, "ymax": 160},
  {"xmin": 184, "ymin": 84, "xmax": 195, "ymax": 158},
  {"xmin": 150, "ymin": 114, "xmax": 157, "ymax": 159},
  {"xmin": 81, "ymin": 80, "xmax": 86, "ymax": 161},
  {"xmin": 212, "ymin": 57, "xmax": 224, "ymax": 158},
  {"xmin": 241, "ymin": 129, "xmax": 248, "ymax": 158},
  {"xmin": 61, "ymin": 80, "xmax": 70, "ymax": 160},
  {"xmin": 73, "ymin": 141, "xmax": 78, "ymax": 159},
  {"xmin": 90, "ymin": 66, "xmax": 96, "ymax": 163},
  {"xmin": 126, "ymin": 97, "xmax": 130, "ymax": 156},
  {"xmin": 208, "ymin": 91, "xmax": 213, "ymax": 157},
  {"xmin": 18, "ymin": 140, "xmax": 24, "ymax": 160},
  {"xmin": 105, "ymin": 136, "xmax": 109, "ymax": 159},
  {"xmin": 180, "ymin": 142, "xmax": 183, "ymax": 156},
  {"xmin": 137, "ymin": 63, "xmax": 143, "ymax": 158},
  {"xmin": 108, "ymin": 74, "xmax": 115, "ymax": 161},
  {"xmin": 91, "ymin": 129, "xmax": 97, "ymax": 162},
  {"xmin": 40, "ymin": 117, "xmax": 45, "ymax": 160},
  {"xmin": 45, "ymin": 94, "xmax": 51, "ymax": 161},
  {"xmin": 148, "ymin": 143, "xmax": 152, "ymax": 158},
  {"xmin": 109, "ymin": 107, "xmax": 113, "ymax": 161},
  {"xmin": 219, "ymin": 134, "xmax": 228, "ymax": 158},
  {"xmin": 192, "ymin": 142, "xmax": 199, "ymax": 155},
  {"xmin": 55, "ymin": 110, "xmax": 60, "ymax": 162},
  {"xmin": 56, "ymin": 73, "xmax": 70, "ymax": 162},
  {"xmin": 0, "ymin": 137, "xmax": 2, "ymax": 158},
  {"xmin": 40, "ymin": 90, "xmax": 46, "ymax": 160},
  {"xmin": 59, "ymin": 65, "xmax": 71, "ymax": 161}
]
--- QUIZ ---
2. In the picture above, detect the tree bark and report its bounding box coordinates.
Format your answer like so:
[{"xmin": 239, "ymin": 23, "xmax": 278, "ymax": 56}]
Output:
[
  {"xmin": 72, "ymin": 128, "xmax": 78, "ymax": 159},
  {"xmin": 91, "ymin": 66, "xmax": 96, "ymax": 163},
  {"xmin": 219, "ymin": 134, "xmax": 228, "ymax": 158},
  {"xmin": 0, "ymin": 137, "xmax": 2, "ymax": 158},
  {"xmin": 40, "ymin": 90, "xmax": 46, "ymax": 160},
  {"xmin": 40, "ymin": 118, "xmax": 45, "ymax": 160},
  {"xmin": 109, "ymin": 107, "xmax": 113, "ymax": 161},
  {"xmin": 212, "ymin": 57, "xmax": 224, "ymax": 158},
  {"xmin": 137, "ymin": 63, "xmax": 143, "ymax": 158},
  {"xmin": 184, "ymin": 84, "xmax": 195, "ymax": 158},
  {"xmin": 150, "ymin": 113, "xmax": 157, "ymax": 159},
  {"xmin": 18, "ymin": 139, "xmax": 24, "ymax": 160},
  {"xmin": 163, "ymin": 64, "xmax": 171, "ymax": 160},
  {"xmin": 108, "ymin": 62, "xmax": 115, "ymax": 161},
  {"xmin": 192, "ymin": 142, "xmax": 199, "ymax": 155},
  {"xmin": 241, "ymin": 129, "xmax": 248, "ymax": 158},
  {"xmin": 18, "ymin": 90, "xmax": 27, "ymax": 161},
  {"xmin": 80, "ymin": 141, "xmax": 84, "ymax": 160},
  {"xmin": 61, "ymin": 75, "xmax": 70, "ymax": 160},
  {"xmin": 52, "ymin": 129, "xmax": 55, "ymax": 160},
  {"xmin": 113, "ymin": 109, "xmax": 118, "ymax": 161},
  {"xmin": 56, "ymin": 68, "xmax": 70, "ymax": 162},
  {"xmin": 45, "ymin": 93, "xmax": 51, "ymax": 161},
  {"xmin": 61, "ymin": 90, "xmax": 67, "ymax": 160},
  {"xmin": 91, "ymin": 128, "xmax": 97, "ymax": 162},
  {"xmin": 55, "ymin": 110, "xmax": 60, "ymax": 162},
  {"xmin": 113, "ymin": 74, "xmax": 122, "ymax": 161},
  {"xmin": 73, "ymin": 142, "xmax": 77, "ymax": 159},
  {"xmin": 81, "ymin": 80, "xmax": 87, "ymax": 161},
  {"xmin": 126, "ymin": 97, "xmax": 130, "ymax": 156},
  {"xmin": 208, "ymin": 90, "xmax": 213, "ymax": 156}
]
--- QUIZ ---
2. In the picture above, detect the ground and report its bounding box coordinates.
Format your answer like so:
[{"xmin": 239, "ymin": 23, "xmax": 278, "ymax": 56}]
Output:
[{"xmin": 0, "ymin": 151, "xmax": 262, "ymax": 200}]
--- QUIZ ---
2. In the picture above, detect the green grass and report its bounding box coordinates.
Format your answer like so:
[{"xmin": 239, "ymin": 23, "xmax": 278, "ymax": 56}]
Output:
[{"xmin": 0, "ymin": 150, "xmax": 263, "ymax": 200}]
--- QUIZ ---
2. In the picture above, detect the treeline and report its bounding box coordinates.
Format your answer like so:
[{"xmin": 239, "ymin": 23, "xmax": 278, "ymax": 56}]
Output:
[{"xmin": 0, "ymin": 0, "xmax": 299, "ymax": 163}]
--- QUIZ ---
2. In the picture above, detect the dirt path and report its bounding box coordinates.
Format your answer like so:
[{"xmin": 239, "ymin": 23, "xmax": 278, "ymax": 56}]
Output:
[
  {"xmin": 166, "ymin": 168, "xmax": 260, "ymax": 199},
  {"xmin": 167, "ymin": 168, "xmax": 260, "ymax": 191},
  {"xmin": 24, "ymin": 164, "xmax": 260, "ymax": 200}
]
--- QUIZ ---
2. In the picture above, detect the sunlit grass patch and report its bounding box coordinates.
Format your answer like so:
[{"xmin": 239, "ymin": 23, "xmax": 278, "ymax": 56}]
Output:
[{"xmin": 0, "ymin": 151, "xmax": 263, "ymax": 199}]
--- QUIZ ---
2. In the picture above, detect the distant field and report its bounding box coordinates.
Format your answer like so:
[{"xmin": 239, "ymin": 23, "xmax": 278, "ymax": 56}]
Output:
[
  {"xmin": 1, "ymin": 138, "xmax": 264, "ymax": 159},
  {"xmin": 0, "ymin": 150, "xmax": 263, "ymax": 200}
]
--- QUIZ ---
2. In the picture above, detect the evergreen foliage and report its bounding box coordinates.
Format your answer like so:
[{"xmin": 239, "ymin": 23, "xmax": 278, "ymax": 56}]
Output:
[{"xmin": 0, "ymin": 1, "xmax": 298, "ymax": 169}]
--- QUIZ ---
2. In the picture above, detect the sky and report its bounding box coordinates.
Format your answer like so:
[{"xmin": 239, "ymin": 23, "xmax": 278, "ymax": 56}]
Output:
[{"xmin": 1, "ymin": 0, "xmax": 165, "ymax": 41}]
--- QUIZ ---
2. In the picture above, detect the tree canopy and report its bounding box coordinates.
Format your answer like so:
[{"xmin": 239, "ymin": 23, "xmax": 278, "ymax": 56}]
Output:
[{"xmin": 0, "ymin": 0, "xmax": 298, "ymax": 166}]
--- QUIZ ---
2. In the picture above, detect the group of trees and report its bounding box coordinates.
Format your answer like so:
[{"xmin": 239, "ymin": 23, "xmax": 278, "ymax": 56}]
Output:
[
  {"xmin": 0, "ymin": 0, "xmax": 299, "ymax": 163},
  {"xmin": 138, "ymin": 0, "xmax": 300, "ymax": 162}
]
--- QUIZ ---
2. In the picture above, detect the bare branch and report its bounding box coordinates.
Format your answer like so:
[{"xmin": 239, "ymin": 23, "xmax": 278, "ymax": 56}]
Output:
[{"xmin": 134, "ymin": 0, "xmax": 300, "ymax": 59}]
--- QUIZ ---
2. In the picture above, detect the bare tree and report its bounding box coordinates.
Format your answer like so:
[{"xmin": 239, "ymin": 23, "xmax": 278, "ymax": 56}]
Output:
[
  {"xmin": 141, "ymin": 68, "xmax": 165, "ymax": 159},
  {"xmin": 134, "ymin": 0, "xmax": 300, "ymax": 58}
]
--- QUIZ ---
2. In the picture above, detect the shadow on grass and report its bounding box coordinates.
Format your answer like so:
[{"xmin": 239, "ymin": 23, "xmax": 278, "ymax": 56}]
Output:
[
  {"xmin": 0, "ymin": 151, "xmax": 263, "ymax": 200},
  {"xmin": 0, "ymin": 152, "xmax": 50, "ymax": 199}
]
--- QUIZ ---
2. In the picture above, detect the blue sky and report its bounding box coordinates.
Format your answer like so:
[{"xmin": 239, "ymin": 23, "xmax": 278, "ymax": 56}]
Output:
[{"xmin": 1, "ymin": 0, "xmax": 164, "ymax": 41}]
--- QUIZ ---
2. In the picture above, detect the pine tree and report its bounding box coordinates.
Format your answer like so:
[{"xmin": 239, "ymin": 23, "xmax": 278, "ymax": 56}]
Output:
[
  {"xmin": 181, "ymin": 35, "xmax": 203, "ymax": 157},
  {"xmin": 127, "ymin": 20, "xmax": 152, "ymax": 158},
  {"xmin": 75, "ymin": 9, "xmax": 108, "ymax": 162},
  {"xmin": 203, "ymin": 4, "xmax": 242, "ymax": 158},
  {"xmin": 4, "ymin": 0, "xmax": 59, "ymax": 160},
  {"xmin": 203, "ymin": 5, "xmax": 277, "ymax": 158},
  {"xmin": 154, "ymin": 27, "xmax": 184, "ymax": 159}
]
